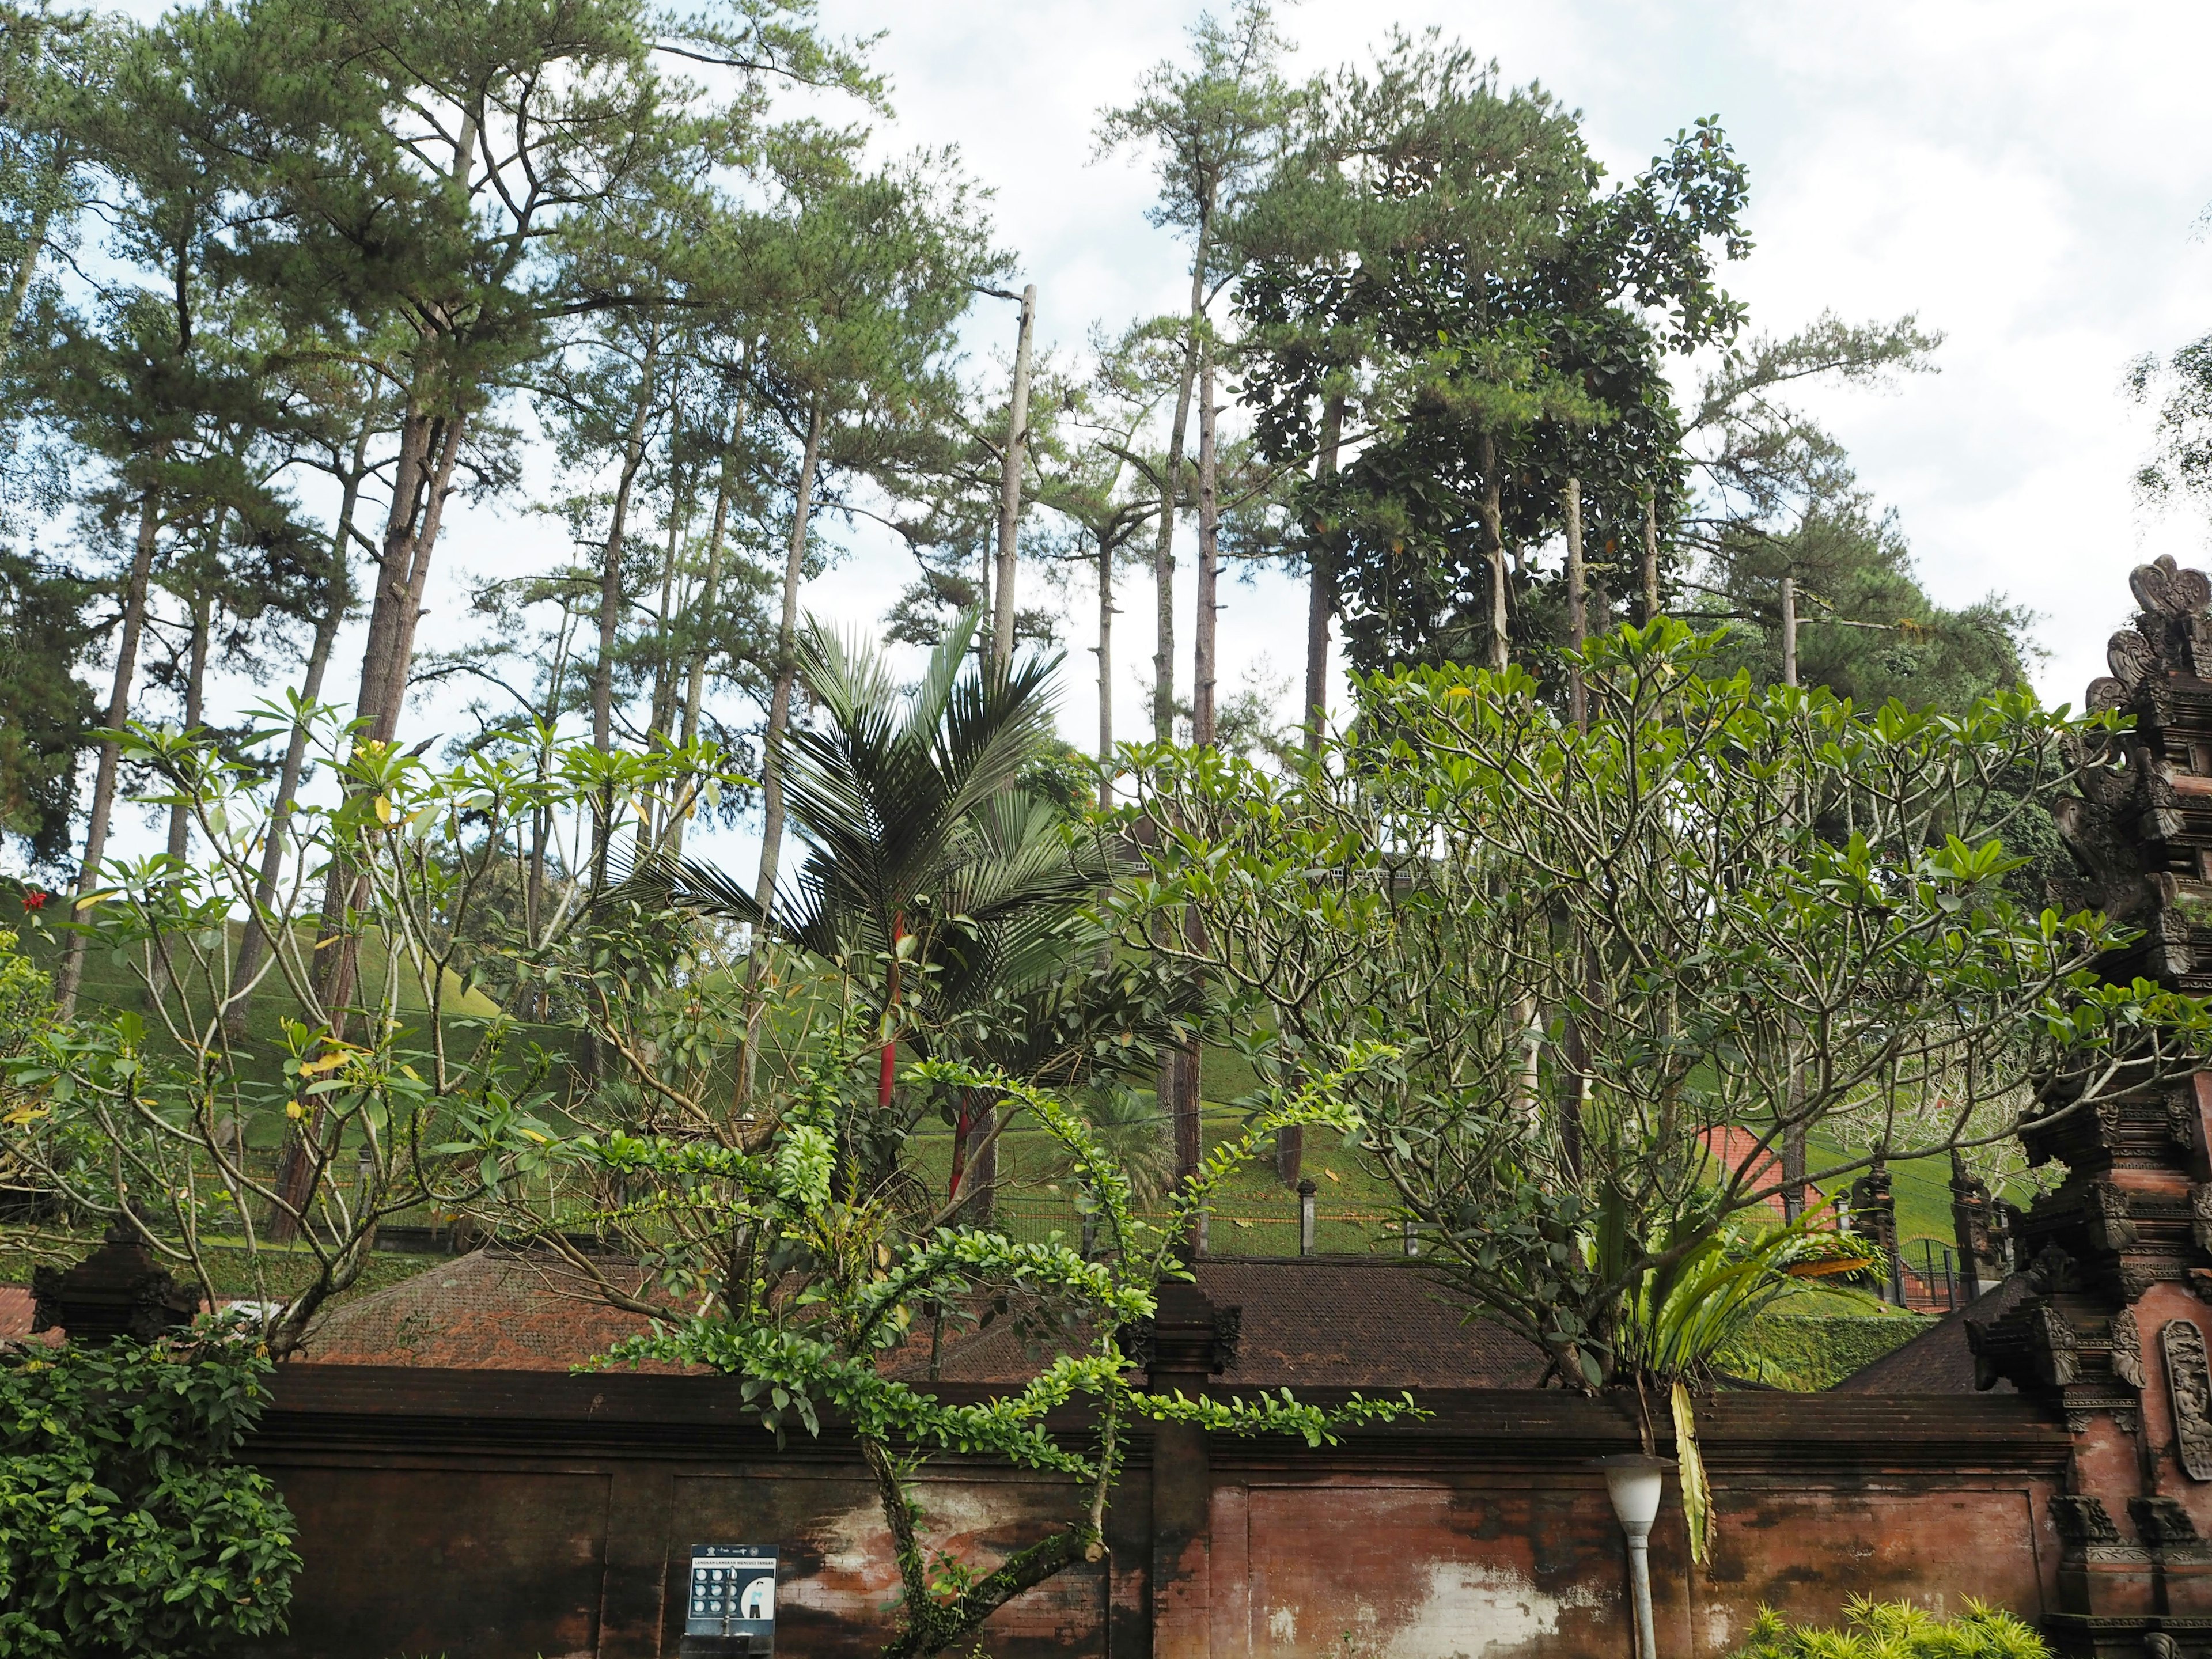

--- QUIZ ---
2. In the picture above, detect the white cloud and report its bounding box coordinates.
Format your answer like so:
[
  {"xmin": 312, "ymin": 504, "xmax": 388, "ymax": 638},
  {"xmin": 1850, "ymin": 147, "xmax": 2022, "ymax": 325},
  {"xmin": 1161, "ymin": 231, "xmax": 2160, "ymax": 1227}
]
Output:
[{"xmin": 54, "ymin": 0, "xmax": 2212, "ymax": 875}]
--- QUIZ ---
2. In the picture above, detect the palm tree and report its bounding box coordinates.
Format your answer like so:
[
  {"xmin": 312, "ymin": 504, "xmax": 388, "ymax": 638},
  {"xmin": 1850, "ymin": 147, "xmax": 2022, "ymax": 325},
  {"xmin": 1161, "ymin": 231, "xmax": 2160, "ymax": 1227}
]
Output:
[{"xmin": 631, "ymin": 608, "xmax": 1168, "ymax": 1210}]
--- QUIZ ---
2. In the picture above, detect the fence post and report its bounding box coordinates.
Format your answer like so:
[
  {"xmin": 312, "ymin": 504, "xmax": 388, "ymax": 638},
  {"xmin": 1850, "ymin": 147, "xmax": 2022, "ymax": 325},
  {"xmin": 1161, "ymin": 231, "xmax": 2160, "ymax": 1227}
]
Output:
[{"xmin": 1298, "ymin": 1179, "xmax": 1316, "ymax": 1257}]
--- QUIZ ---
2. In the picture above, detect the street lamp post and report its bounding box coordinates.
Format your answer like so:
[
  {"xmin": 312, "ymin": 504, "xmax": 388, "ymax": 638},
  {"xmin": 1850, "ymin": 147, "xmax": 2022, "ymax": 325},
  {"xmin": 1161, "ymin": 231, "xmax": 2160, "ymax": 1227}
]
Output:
[{"xmin": 1597, "ymin": 1453, "xmax": 1672, "ymax": 1659}]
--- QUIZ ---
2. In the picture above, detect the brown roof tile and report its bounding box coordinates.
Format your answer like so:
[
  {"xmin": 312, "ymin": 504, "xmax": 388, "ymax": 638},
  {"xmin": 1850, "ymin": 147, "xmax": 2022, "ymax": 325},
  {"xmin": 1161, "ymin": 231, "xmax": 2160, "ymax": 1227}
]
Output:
[
  {"xmin": 1831, "ymin": 1274, "xmax": 2027, "ymax": 1393},
  {"xmin": 297, "ymin": 1249, "xmax": 697, "ymax": 1373},
  {"xmin": 891, "ymin": 1259, "xmax": 1547, "ymax": 1390}
]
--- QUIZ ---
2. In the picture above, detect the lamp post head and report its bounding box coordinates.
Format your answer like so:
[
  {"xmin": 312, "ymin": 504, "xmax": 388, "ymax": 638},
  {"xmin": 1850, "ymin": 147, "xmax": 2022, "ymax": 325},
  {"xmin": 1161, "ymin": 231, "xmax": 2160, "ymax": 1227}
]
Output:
[{"xmin": 1596, "ymin": 1453, "xmax": 1672, "ymax": 1542}]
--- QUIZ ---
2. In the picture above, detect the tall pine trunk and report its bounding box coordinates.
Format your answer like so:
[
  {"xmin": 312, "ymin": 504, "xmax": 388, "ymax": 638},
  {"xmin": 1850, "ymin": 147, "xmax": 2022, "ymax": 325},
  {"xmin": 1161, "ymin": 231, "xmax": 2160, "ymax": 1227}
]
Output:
[
  {"xmin": 1096, "ymin": 533, "xmax": 1114, "ymax": 810},
  {"xmin": 1155, "ymin": 236, "xmax": 1211, "ymax": 1228},
  {"xmin": 228, "ymin": 434, "xmax": 365, "ymax": 1039},
  {"xmin": 1191, "ymin": 335, "xmax": 1220, "ymax": 747},
  {"xmin": 1641, "ymin": 490, "xmax": 1661, "ymax": 624},
  {"xmin": 164, "ymin": 592, "xmax": 213, "ymax": 858},
  {"xmin": 281, "ymin": 392, "xmax": 467, "ymax": 1241},
  {"xmin": 149, "ymin": 586, "xmax": 214, "ymax": 1004},
  {"xmin": 673, "ymin": 404, "xmax": 746, "ymax": 859},
  {"xmin": 1301, "ymin": 393, "xmax": 1344, "ymax": 757},
  {"xmin": 1281, "ymin": 394, "xmax": 1347, "ymax": 1185},
  {"xmin": 739, "ymin": 391, "xmax": 825, "ymax": 1111},
  {"xmin": 754, "ymin": 391, "xmax": 827, "ymax": 916},
  {"xmin": 1564, "ymin": 478, "xmax": 1586, "ymax": 729},
  {"xmin": 1150, "ymin": 261, "xmax": 1205, "ymax": 742},
  {"xmin": 991, "ymin": 284, "xmax": 1036, "ymax": 669},
  {"xmin": 0, "ymin": 188, "xmax": 57, "ymax": 345},
  {"xmin": 58, "ymin": 486, "xmax": 161, "ymax": 1017},
  {"xmin": 1480, "ymin": 431, "xmax": 1507, "ymax": 673},
  {"xmin": 590, "ymin": 344, "xmax": 660, "ymax": 885}
]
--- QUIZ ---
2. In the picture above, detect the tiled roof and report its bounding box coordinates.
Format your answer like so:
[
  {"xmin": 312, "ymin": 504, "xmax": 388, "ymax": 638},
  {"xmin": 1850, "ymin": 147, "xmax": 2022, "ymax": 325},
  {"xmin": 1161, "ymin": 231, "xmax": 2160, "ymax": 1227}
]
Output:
[
  {"xmin": 294, "ymin": 1249, "xmax": 1544, "ymax": 1387},
  {"xmin": 892, "ymin": 1259, "xmax": 1547, "ymax": 1389},
  {"xmin": 296, "ymin": 1249, "xmax": 698, "ymax": 1373},
  {"xmin": 1832, "ymin": 1274, "xmax": 2027, "ymax": 1393},
  {"xmin": 0, "ymin": 1286, "xmax": 60, "ymax": 1348},
  {"xmin": 1204, "ymin": 1260, "xmax": 1548, "ymax": 1388}
]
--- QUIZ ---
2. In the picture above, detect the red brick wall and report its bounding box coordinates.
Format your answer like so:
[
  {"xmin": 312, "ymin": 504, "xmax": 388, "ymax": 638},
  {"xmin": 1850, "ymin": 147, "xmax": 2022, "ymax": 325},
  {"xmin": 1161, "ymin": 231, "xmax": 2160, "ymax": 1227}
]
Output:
[{"xmin": 244, "ymin": 1369, "xmax": 2066, "ymax": 1659}]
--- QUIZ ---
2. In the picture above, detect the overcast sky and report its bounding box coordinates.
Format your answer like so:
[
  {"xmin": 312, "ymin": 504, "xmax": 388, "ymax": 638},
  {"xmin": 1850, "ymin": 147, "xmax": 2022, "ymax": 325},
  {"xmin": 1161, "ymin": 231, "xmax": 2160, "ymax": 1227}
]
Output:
[
  {"xmin": 57, "ymin": 0, "xmax": 2212, "ymax": 877},
  {"xmin": 787, "ymin": 0, "xmax": 2212, "ymax": 721}
]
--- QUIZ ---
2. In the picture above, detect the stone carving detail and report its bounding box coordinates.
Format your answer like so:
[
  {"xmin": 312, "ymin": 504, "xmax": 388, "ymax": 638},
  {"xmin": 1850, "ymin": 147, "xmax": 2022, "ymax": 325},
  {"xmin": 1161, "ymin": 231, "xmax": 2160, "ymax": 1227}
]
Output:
[
  {"xmin": 2086, "ymin": 1181, "xmax": 2141, "ymax": 1253},
  {"xmin": 1212, "ymin": 1305, "xmax": 1243, "ymax": 1374},
  {"xmin": 2028, "ymin": 1242, "xmax": 2082, "ymax": 1296},
  {"xmin": 29, "ymin": 1224, "xmax": 199, "ymax": 1344},
  {"xmin": 2131, "ymin": 1495, "xmax": 2206, "ymax": 1548},
  {"xmin": 2145, "ymin": 1631, "xmax": 2181, "ymax": 1659},
  {"xmin": 2113, "ymin": 1308, "xmax": 2147, "ymax": 1389},
  {"xmin": 2031, "ymin": 1301, "xmax": 2081, "ymax": 1388},
  {"xmin": 2118, "ymin": 1262, "xmax": 2160, "ymax": 1306},
  {"xmin": 2051, "ymin": 1493, "xmax": 2124, "ymax": 1544},
  {"xmin": 2165, "ymin": 1319, "xmax": 2212, "ymax": 1481},
  {"xmin": 2169, "ymin": 1087, "xmax": 2203, "ymax": 1154},
  {"xmin": 2194, "ymin": 1182, "xmax": 2212, "ymax": 1256}
]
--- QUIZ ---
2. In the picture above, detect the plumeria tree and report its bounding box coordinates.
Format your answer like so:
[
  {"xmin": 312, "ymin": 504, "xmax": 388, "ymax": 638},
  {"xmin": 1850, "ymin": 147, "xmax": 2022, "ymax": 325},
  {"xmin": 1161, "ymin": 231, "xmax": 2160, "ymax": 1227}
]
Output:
[
  {"xmin": 2, "ymin": 704, "xmax": 736, "ymax": 1355},
  {"xmin": 1105, "ymin": 620, "xmax": 2210, "ymax": 1393}
]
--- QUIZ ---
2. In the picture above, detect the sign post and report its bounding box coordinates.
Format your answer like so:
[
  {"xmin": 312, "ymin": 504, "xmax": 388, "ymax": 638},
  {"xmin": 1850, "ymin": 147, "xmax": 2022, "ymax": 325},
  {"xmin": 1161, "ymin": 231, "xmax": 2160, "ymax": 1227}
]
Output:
[{"xmin": 680, "ymin": 1545, "xmax": 776, "ymax": 1657}]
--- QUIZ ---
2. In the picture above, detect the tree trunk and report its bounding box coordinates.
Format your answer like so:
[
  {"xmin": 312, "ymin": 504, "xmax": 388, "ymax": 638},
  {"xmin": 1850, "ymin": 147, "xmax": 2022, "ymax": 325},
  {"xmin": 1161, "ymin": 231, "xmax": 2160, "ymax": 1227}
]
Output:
[
  {"xmin": 1150, "ymin": 261, "xmax": 1206, "ymax": 741},
  {"xmin": 680, "ymin": 421, "xmax": 742, "ymax": 748},
  {"xmin": 1480, "ymin": 432, "xmax": 1507, "ymax": 673},
  {"xmin": 1778, "ymin": 571, "xmax": 1804, "ymax": 1215},
  {"xmin": 347, "ymin": 401, "xmax": 434, "ymax": 753},
  {"xmin": 1641, "ymin": 490, "xmax": 1660, "ymax": 625},
  {"xmin": 966, "ymin": 1111, "xmax": 998, "ymax": 1228},
  {"xmin": 647, "ymin": 491, "xmax": 685, "ymax": 747},
  {"xmin": 149, "ymin": 586, "xmax": 214, "ymax": 1003},
  {"xmin": 1191, "ymin": 335, "xmax": 1220, "ymax": 748},
  {"xmin": 0, "ymin": 188, "xmax": 57, "ymax": 348},
  {"xmin": 755, "ymin": 391, "xmax": 827, "ymax": 916},
  {"xmin": 1281, "ymin": 393, "xmax": 1347, "ymax": 1185},
  {"xmin": 1564, "ymin": 476, "xmax": 1586, "ymax": 730},
  {"xmin": 1302, "ymin": 393, "xmax": 1344, "ymax": 757},
  {"xmin": 57, "ymin": 487, "xmax": 161, "ymax": 1017},
  {"xmin": 164, "ymin": 592, "xmax": 213, "ymax": 859},
  {"xmin": 673, "ymin": 404, "xmax": 747, "ymax": 859},
  {"xmin": 228, "ymin": 430, "xmax": 364, "ymax": 1038},
  {"xmin": 1779, "ymin": 572, "xmax": 1798, "ymax": 689},
  {"xmin": 590, "ymin": 346, "xmax": 660, "ymax": 884},
  {"xmin": 282, "ymin": 395, "xmax": 466, "ymax": 1241},
  {"xmin": 527, "ymin": 605, "xmax": 579, "ymax": 1014},
  {"xmin": 992, "ymin": 283, "xmax": 1036, "ymax": 669},
  {"xmin": 1097, "ymin": 533, "xmax": 1114, "ymax": 810}
]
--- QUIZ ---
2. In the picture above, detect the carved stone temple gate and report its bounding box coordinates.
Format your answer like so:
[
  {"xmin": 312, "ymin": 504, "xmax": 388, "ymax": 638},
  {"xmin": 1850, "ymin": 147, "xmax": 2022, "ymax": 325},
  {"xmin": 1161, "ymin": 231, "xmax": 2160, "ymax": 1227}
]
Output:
[{"xmin": 1971, "ymin": 556, "xmax": 2212, "ymax": 1658}]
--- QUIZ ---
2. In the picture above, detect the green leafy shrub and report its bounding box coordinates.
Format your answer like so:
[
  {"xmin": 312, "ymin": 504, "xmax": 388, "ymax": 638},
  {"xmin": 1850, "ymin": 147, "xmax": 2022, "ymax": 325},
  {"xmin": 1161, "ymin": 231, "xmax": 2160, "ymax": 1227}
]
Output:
[
  {"xmin": 1728, "ymin": 1597, "xmax": 2048, "ymax": 1659},
  {"xmin": 0, "ymin": 1330, "xmax": 299, "ymax": 1656},
  {"xmin": 1717, "ymin": 1313, "xmax": 1926, "ymax": 1391},
  {"xmin": 0, "ymin": 922, "xmax": 54, "ymax": 1059}
]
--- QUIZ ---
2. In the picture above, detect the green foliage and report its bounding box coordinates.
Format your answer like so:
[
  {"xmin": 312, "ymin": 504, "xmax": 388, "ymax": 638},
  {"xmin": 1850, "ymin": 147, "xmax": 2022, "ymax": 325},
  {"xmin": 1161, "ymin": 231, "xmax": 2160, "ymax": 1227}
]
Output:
[
  {"xmin": 1716, "ymin": 1314, "xmax": 1923, "ymax": 1392},
  {"xmin": 1691, "ymin": 486, "xmax": 2032, "ymax": 715},
  {"xmin": 3, "ymin": 710, "xmax": 736, "ymax": 1355},
  {"xmin": 1112, "ymin": 620, "xmax": 2209, "ymax": 1388},
  {"xmin": 0, "ymin": 1331, "xmax": 298, "ymax": 1657},
  {"xmin": 1726, "ymin": 1598, "xmax": 2048, "ymax": 1659},
  {"xmin": 1237, "ymin": 31, "xmax": 1752, "ymax": 677},
  {"xmin": 536, "ymin": 1009, "xmax": 1417, "ymax": 1659},
  {"xmin": 0, "ymin": 922, "xmax": 54, "ymax": 1059},
  {"xmin": 0, "ymin": 548, "xmax": 95, "ymax": 866}
]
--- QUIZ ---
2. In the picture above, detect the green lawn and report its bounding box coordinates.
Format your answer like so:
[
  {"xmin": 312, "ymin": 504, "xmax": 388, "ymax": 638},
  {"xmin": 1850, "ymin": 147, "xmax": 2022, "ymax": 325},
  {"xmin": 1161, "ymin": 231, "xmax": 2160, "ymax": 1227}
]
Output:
[{"xmin": 5, "ymin": 888, "xmax": 1940, "ymax": 1382}]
